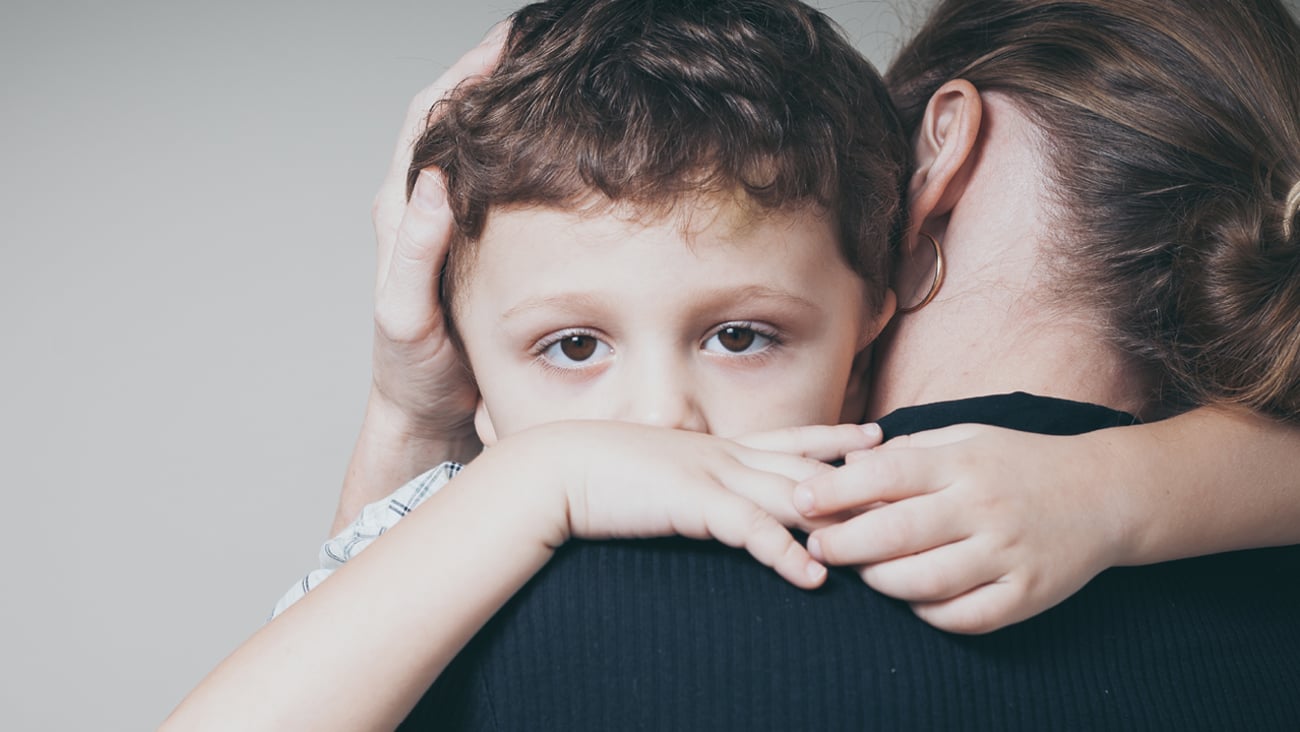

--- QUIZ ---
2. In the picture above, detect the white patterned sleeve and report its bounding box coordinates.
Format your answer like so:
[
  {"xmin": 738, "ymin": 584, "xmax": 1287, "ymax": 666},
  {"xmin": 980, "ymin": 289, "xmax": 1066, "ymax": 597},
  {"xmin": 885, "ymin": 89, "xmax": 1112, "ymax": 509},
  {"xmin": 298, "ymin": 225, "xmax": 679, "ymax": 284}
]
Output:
[{"xmin": 269, "ymin": 462, "xmax": 463, "ymax": 619}]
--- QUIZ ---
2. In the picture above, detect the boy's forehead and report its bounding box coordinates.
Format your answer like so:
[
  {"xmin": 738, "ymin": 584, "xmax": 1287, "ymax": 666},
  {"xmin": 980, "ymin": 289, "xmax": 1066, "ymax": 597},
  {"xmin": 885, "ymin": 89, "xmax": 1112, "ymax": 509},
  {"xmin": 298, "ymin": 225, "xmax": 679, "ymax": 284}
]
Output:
[
  {"xmin": 465, "ymin": 196, "xmax": 854, "ymax": 306},
  {"xmin": 488, "ymin": 190, "xmax": 829, "ymax": 247}
]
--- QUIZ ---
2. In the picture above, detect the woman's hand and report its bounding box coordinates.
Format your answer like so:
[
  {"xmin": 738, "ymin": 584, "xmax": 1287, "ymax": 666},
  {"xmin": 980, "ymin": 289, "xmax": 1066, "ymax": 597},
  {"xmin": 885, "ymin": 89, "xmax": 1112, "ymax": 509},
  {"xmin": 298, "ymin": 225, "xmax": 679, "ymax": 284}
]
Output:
[
  {"xmin": 367, "ymin": 25, "xmax": 507, "ymax": 440},
  {"xmin": 334, "ymin": 25, "xmax": 508, "ymax": 531},
  {"xmin": 795, "ymin": 424, "xmax": 1130, "ymax": 634},
  {"xmin": 513, "ymin": 421, "xmax": 883, "ymax": 589}
]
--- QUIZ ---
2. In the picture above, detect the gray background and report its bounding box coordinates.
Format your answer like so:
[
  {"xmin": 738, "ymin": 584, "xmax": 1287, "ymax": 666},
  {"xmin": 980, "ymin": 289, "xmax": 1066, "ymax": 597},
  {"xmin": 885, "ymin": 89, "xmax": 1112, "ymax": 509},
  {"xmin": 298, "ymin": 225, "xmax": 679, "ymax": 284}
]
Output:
[
  {"xmin": 0, "ymin": 1, "xmax": 913, "ymax": 728},
  {"xmin": 6, "ymin": 0, "xmax": 1295, "ymax": 729}
]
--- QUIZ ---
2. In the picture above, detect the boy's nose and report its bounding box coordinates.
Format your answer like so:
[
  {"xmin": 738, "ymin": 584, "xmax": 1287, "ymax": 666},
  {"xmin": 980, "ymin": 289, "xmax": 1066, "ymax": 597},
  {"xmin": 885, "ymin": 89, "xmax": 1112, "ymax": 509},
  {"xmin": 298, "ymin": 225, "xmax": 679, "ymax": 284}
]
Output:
[{"xmin": 621, "ymin": 371, "xmax": 708, "ymax": 433}]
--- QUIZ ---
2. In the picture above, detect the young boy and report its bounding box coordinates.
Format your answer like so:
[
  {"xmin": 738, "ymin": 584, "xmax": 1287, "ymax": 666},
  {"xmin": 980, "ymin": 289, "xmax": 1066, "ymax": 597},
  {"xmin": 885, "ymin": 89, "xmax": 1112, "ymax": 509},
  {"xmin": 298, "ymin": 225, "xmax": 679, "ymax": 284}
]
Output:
[{"xmin": 274, "ymin": 0, "xmax": 906, "ymax": 616}]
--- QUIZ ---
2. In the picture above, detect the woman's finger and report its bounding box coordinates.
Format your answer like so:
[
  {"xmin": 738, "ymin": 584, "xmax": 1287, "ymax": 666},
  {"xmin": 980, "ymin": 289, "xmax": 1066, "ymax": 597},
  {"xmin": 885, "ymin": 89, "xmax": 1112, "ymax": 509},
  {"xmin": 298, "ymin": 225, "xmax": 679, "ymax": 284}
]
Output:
[
  {"xmin": 858, "ymin": 538, "xmax": 1002, "ymax": 603},
  {"xmin": 373, "ymin": 169, "xmax": 455, "ymax": 342},
  {"xmin": 386, "ymin": 21, "xmax": 509, "ymax": 183},
  {"xmin": 374, "ymin": 22, "xmax": 509, "ymax": 275},
  {"xmin": 794, "ymin": 447, "xmax": 947, "ymax": 516},
  {"xmin": 806, "ymin": 492, "xmax": 963, "ymax": 565}
]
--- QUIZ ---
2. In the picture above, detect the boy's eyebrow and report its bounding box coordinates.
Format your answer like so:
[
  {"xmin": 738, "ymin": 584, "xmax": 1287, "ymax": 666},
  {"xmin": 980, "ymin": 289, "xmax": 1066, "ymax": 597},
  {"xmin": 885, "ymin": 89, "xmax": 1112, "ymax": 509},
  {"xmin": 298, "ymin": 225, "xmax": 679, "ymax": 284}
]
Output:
[
  {"xmin": 499, "ymin": 285, "xmax": 824, "ymax": 321},
  {"xmin": 499, "ymin": 293, "xmax": 608, "ymax": 321},
  {"xmin": 690, "ymin": 284, "xmax": 825, "ymax": 314}
]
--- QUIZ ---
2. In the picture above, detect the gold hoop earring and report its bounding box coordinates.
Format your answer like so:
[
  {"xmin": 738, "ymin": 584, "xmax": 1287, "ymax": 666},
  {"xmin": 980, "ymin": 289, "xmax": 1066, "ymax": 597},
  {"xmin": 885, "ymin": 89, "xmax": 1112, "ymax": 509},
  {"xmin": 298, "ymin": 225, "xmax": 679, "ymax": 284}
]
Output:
[{"xmin": 898, "ymin": 232, "xmax": 945, "ymax": 314}]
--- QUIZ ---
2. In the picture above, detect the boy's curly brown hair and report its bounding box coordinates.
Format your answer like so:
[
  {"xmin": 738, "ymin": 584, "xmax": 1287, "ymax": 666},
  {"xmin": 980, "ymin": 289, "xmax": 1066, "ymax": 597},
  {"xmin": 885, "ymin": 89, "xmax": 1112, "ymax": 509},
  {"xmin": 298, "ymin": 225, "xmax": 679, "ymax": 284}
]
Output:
[{"xmin": 408, "ymin": 0, "xmax": 908, "ymax": 319}]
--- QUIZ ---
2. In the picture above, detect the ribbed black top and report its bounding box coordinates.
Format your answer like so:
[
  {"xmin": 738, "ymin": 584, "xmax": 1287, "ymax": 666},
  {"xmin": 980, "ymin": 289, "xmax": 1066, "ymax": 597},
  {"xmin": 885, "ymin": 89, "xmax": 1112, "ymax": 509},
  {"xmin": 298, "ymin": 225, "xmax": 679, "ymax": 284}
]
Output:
[{"xmin": 403, "ymin": 393, "xmax": 1300, "ymax": 731}]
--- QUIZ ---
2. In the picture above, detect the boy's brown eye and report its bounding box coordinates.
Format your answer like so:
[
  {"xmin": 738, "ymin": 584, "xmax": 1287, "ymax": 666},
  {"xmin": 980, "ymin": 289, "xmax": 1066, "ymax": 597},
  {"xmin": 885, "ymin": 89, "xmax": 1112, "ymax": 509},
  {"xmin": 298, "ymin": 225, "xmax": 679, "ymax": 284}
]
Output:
[
  {"xmin": 716, "ymin": 326, "xmax": 756, "ymax": 352},
  {"xmin": 559, "ymin": 335, "xmax": 598, "ymax": 361}
]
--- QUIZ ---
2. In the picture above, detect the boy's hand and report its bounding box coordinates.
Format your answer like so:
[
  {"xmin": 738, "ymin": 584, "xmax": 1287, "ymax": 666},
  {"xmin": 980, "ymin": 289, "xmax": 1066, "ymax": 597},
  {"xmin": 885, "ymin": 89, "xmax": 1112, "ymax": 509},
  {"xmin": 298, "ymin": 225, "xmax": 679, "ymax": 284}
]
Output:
[
  {"xmin": 509, "ymin": 421, "xmax": 881, "ymax": 590},
  {"xmin": 794, "ymin": 425, "xmax": 1130, "ymax": 634}
]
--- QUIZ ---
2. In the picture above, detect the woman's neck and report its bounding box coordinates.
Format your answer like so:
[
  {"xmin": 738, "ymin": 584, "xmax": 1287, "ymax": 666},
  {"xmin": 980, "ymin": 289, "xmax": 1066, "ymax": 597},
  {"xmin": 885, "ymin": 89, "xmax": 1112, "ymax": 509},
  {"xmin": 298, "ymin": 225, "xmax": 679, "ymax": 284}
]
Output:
[
  {"xmin": 867, "ymin": 96, "xmax": 1147, "ymax": 419},
  {"xmin": 867, "ymin": 298, "xmax": 1148, "ymax": 420}
]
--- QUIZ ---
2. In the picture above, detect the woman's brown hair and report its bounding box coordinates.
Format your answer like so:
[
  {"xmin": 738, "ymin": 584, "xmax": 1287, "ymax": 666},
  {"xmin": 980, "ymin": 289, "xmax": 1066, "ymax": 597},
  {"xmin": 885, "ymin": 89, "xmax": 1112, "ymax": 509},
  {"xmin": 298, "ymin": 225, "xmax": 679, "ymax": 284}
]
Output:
[
  {"xmin": 409, "ymin": 0, "xmax": 909, "ymax": 319},
  {"xmin": 888, "ymin": 0, "xmax": 1300, "ymax": 420}
]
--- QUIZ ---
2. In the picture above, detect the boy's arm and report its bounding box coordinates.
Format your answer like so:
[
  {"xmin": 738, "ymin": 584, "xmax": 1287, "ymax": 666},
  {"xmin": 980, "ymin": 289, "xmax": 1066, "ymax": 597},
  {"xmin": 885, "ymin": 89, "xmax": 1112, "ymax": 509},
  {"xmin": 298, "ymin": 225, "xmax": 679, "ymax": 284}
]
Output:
[
  {"xmin": 165, "ymin": 422, "xmax": 868, "ymax": 732},
  {"xmin": 1102, "ymin": 406, "xmax": 1300, "ymax": 561},
  {"xmin": 795, "ymin": 406, "xmax": 1300, "ymax": 634},
  {"xmin": 276, "ymin": 462, "xmax": 461, "ymax": 619}
]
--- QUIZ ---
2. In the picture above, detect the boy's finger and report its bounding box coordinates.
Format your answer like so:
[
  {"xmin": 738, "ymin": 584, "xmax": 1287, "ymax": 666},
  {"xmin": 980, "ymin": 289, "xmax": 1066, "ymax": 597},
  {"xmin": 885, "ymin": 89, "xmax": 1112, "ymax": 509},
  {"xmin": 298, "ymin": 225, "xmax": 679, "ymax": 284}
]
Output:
[
  {"xmin": 721, "ymin": 463, "xmax": 841, "ymax": 531},
  {"xmin": 878, "ymin": 423, "xmax": 985, "ymax": 450},
  {"xmin": 375, "ymin": 170, "xmax": 455, "ymax": 336},
  {"xmin": 734, "ymin": 423, "xmax": 882, "ymax": 461},
  {"xmin": 731, "ymin": 449, "xmax": 829, "ymax": 485},
  {"xmin": 702, "ymin": 496, "xmax": 827, "ymax": 590},
  {"xmin": 858, "ymin": 539, "xmax": 1000, "ymax": 603},
  {"xmin": 806, "ymin": 492, "xmax": 961, "ymax": 565},
  {"xmin": 910, "ymin": 580, "xmax": 1023, "ymax": 635},
  {"xmin": 793, "ymin": 448, "xmax": 944, "ymax": 516}
]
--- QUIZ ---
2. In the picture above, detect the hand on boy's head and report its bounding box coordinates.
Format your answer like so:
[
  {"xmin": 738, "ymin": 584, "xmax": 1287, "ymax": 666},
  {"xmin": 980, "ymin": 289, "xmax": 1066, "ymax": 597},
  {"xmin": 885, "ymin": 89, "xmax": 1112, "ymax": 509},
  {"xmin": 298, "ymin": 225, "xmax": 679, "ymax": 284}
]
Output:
[
  {"xmin": 363, "ymin": 21, "xmax": 508, "ymax": 446},
  {"xmin": 375, "ymin": 20, "xmax": 508, "ymax": 239}
]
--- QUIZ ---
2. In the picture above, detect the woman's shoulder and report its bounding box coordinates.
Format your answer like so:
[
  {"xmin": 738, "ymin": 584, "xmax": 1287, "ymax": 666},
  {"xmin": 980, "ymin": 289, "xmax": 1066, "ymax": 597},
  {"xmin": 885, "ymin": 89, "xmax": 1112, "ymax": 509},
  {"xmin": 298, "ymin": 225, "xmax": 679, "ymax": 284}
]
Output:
[{"xmin": 407, "ymin": 534, "xmax": 1300, "ymax": 731}]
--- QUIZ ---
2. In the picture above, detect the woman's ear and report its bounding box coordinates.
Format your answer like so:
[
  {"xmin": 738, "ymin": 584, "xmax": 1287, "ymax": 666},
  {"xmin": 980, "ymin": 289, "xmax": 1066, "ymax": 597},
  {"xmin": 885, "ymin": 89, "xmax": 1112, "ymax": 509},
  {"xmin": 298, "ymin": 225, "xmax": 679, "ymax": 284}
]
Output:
[
  {"xmin": 474, "ymin": 398, "xmax": 499, "ymax": 447},
  {"xmin": 908, "ymin": 79, "xmax": 983, "ymax": 228}
]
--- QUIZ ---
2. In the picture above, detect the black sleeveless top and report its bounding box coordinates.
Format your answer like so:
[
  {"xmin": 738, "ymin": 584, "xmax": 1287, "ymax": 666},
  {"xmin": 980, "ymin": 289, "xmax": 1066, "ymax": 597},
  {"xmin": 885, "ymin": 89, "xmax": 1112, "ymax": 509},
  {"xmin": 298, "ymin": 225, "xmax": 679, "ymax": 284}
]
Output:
[{"xmin": 404, "ymin": 393, "xmax": 1300, "ymax": 731}]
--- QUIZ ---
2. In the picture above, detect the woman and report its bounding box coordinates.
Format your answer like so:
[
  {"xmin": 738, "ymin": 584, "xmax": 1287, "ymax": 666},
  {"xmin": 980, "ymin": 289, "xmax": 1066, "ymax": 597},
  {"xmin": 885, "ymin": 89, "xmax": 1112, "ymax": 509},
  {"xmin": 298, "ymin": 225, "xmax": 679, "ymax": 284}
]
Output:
[{"xmin": 165, "ymin": 0, "xmax": 1300, "ymax": 729}]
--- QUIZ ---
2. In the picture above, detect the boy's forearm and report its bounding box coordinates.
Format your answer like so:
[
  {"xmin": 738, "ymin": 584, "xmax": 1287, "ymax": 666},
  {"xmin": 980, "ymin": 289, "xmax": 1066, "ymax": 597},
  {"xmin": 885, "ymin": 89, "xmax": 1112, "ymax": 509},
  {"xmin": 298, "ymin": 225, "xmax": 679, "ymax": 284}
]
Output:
[
  {"xmin": 1109, "ymin": 406, "xmax": 1300, "ymax": 566},
  {"xmin": 333, "ymin": 395, "xmax": 482, "ymax": 534},
  {"xmin": 165, "ymin": 445, "xmax": 562, "ymax": 732}
]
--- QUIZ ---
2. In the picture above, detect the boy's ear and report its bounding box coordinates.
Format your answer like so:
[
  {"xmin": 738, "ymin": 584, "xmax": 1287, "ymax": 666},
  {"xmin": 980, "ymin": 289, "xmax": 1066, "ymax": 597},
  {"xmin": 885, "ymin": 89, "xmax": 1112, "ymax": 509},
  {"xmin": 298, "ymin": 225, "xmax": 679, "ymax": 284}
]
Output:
[
  {"xmin": 907, "ymin": 79, "xmax": 983, "ymax": 228},
  {"xmin": 474, "ymin": 398, "xmax": 499, "ymax": 447},
  {"xmin": 840, "ymin": 347, "xmax": 873, "ymax": 423},
  {"xmin": 859, "ymin": 288, "xmax": 897, "ymax": 352},
  {"xmin": 842, "ymin": 288, "xmax": 897, "ymax": 422}
]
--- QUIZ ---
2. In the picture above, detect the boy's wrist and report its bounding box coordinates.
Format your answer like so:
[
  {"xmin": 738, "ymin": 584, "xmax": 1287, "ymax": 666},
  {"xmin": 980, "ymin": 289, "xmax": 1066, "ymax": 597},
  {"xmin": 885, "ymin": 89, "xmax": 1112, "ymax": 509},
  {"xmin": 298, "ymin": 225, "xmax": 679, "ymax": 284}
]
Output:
[
  {"xmin": 468, "ymin": 427, "xmax": 578, "ymax": 551},
  {"xmin": 1088, "ymin": 424, "xmax": 1166, "ymax": 568}
]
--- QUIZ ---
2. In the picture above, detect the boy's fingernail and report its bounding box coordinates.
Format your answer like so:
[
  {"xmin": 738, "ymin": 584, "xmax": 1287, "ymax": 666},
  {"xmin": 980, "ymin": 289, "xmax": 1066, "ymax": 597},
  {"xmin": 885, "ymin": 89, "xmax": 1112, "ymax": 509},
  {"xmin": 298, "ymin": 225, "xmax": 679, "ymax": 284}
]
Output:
[
  {"xmin": 413, "ymin": 169, "xmax": 447, "ymax": 212},
  {"xmin": 860, "ymin": 423, "xmax": 882, "ymax": 439},
  {"xmin": 806, "ymin": 560, "xmax": 826, "ymax": 584},
  {"xmin": 806, "ymin": 535, "xmax": 824, "ymax": 561},
  {"xmin": 793, "ymin": 486, "xmax": 814, "ymax": 514}
]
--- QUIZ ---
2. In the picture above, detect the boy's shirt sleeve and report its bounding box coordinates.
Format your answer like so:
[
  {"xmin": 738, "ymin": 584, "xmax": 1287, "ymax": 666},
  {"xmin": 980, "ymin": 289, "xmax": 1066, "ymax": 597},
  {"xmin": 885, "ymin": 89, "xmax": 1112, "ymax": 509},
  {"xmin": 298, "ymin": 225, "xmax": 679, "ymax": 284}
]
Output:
[{"xmin": 270, "ymin": 461, "xmax": 464, "ymax": 620}]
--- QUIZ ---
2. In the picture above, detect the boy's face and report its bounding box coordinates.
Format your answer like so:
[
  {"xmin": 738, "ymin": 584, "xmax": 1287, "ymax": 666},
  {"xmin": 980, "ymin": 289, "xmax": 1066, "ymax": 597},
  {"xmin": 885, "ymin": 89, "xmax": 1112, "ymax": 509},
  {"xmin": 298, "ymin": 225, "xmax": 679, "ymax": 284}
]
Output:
[{"xmin": 456, "ymin": 196, "xmax": 894, "ymax": 442}]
